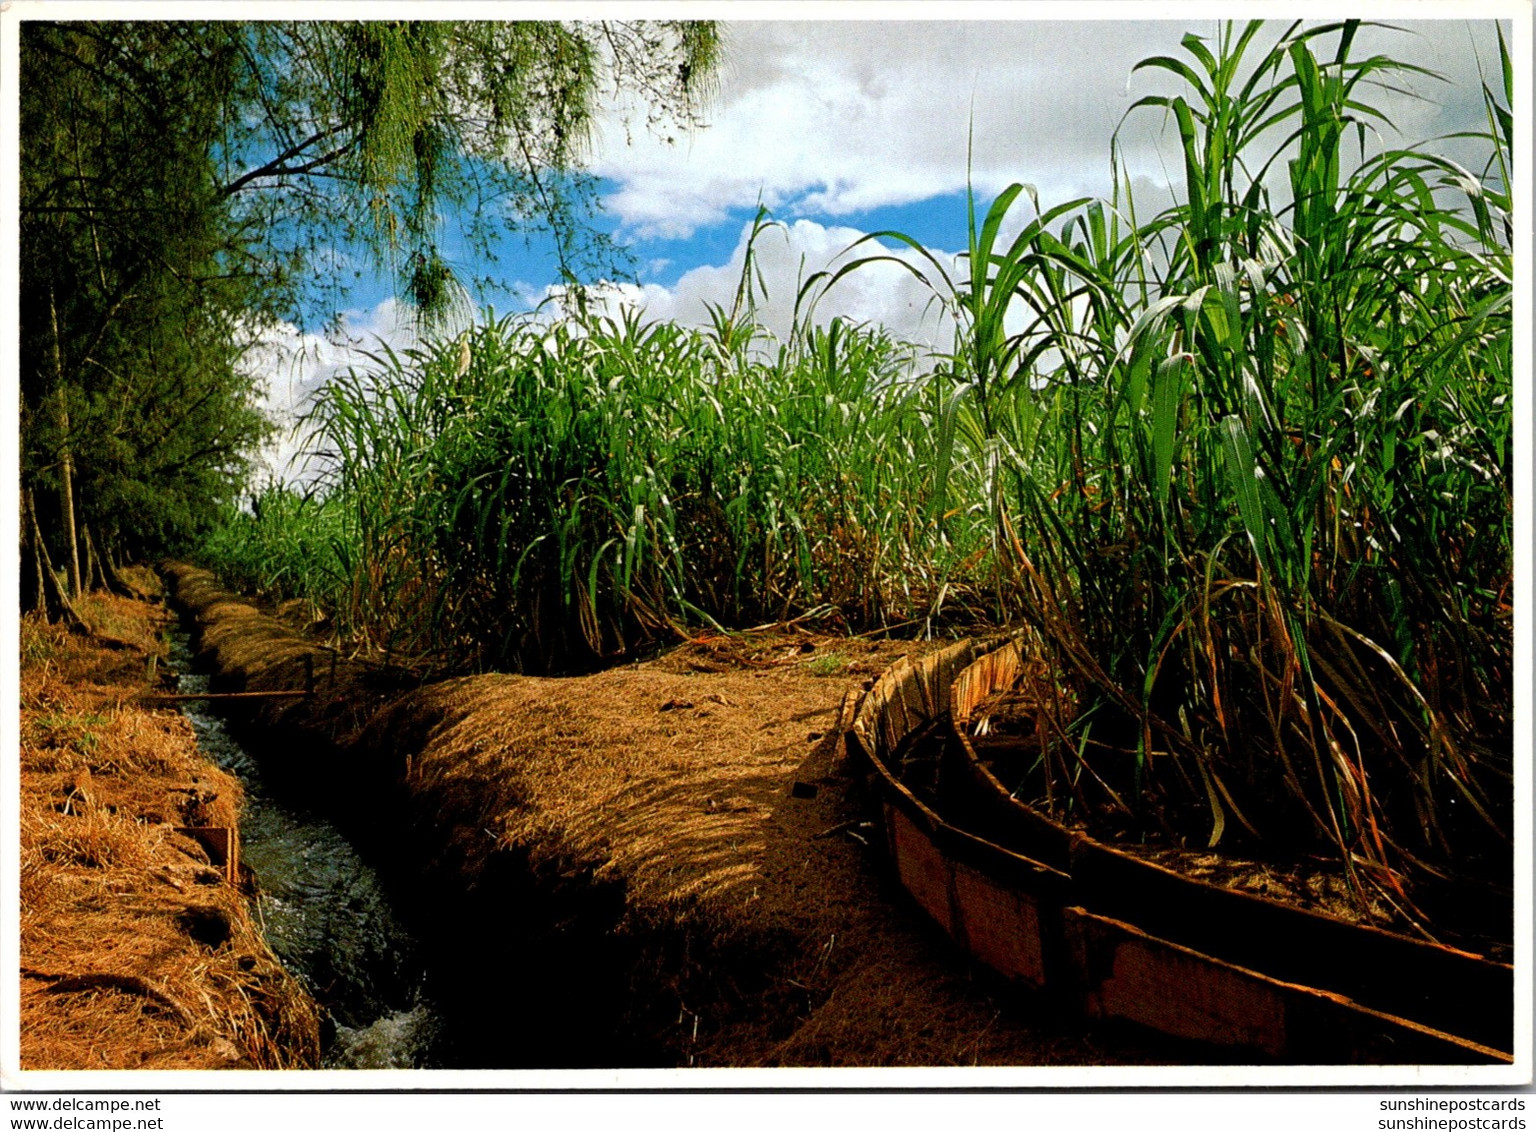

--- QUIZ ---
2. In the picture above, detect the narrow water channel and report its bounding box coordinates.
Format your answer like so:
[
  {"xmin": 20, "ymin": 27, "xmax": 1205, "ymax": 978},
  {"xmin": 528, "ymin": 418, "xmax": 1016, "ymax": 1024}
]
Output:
[{"xmin": 167, "ymin": 630, "xmax": 444, "ymax": 1069}]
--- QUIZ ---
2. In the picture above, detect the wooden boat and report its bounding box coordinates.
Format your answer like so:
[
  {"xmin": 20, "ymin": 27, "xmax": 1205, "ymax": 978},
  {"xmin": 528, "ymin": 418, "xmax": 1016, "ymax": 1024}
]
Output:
[
  {"xmin": 847, "ymin": 640, "xmax": 1069, "ymax": 994},
  {"xmin": 847, "ymin": 636, "xmax": 1514, "ymax": 1064}
]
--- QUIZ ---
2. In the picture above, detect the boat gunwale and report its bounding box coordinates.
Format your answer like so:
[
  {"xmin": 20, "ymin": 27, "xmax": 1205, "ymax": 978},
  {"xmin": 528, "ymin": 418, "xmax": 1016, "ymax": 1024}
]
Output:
[{"xmin": 844, "ymin": 634, "xmax": 1514, "ymax": 1062}]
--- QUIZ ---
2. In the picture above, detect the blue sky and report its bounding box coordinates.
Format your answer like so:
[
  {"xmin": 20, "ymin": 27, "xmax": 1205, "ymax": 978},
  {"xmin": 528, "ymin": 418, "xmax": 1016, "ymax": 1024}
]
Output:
[
  {"xmin": 340, "ymin": 179, "xmax": 978, "ymax": 316},
  {"xmin": 251, "ymin": 13, "xmax": 1512, "ymax": 480}
]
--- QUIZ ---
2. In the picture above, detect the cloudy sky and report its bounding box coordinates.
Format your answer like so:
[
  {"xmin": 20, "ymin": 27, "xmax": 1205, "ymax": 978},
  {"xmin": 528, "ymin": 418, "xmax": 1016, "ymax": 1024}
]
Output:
[{"xmin": 256, "ymin": 11, "xmax": 1511, "ymax": 481}]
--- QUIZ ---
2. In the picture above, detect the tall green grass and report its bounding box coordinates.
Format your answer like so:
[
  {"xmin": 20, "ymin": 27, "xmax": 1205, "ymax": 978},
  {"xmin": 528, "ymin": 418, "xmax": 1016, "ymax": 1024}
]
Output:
[
  {"xmin": 209, "ymin": 249, "xmax": 992, "ymax": 672},
  {"xmin": 827, "ymin": 19, "xmax": 1510, "ymax": 922},
  {"xmin": 203, "ymin": 20, "xmax": 1512, "ymax": 918},
  {"xmin": 201, "ymin": 479, "xmax": 356, "ymax": 620}
]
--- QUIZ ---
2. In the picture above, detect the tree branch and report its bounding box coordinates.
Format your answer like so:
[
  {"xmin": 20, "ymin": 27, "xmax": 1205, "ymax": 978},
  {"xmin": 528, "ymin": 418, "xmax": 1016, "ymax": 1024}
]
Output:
[{"xmin": 220, "ymin": 126, "xmax": 352, "ymax": 197}]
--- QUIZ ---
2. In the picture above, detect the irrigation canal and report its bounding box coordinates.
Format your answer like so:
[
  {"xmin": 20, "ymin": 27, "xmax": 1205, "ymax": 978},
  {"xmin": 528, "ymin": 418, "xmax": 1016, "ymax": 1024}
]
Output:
[{"xmin": 168, "ymin": 628, "xmax": 444, "ymax": 1069}]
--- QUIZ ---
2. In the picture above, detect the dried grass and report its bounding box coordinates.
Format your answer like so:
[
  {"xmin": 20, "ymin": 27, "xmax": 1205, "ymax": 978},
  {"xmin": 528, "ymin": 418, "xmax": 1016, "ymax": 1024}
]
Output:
[
  {"xmin": 18, "ymin": 602, "xmax": 320, "ymax": 1071},
  {"xmin": 385, "ymin": 650, "xmax": 1195, "ymax": 1066}
]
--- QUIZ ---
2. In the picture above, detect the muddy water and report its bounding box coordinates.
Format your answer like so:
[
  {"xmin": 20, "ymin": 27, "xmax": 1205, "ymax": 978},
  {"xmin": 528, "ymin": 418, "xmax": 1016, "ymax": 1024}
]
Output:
[{"xmin": 167, "ymin": 631, "xmax": 443, "ymax": 1069}]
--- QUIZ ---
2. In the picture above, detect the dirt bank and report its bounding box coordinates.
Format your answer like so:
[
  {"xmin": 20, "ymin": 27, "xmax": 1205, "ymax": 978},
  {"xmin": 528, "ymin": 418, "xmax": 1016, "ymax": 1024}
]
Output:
[
  {"xmin": 17, "ymin": 582, "xmax": 320, "ymax": 1070},
  {"xmin": 163, "ymin": 563, "xmax": 1197, "ymax": 1069}
]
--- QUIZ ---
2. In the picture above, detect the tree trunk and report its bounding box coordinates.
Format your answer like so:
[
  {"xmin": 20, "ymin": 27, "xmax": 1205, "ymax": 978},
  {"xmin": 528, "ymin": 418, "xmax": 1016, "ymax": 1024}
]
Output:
[
  {"xmin": 24, "ymin": 489, "xmax": 47, "ymax": 614},
  {"xmin": 24, "ymin": 487, "xmax": 85, "ymax": 631},
  {"xmin": 83, "ymin": 522, "xmax": 101, "ymax": 591},
  {"xmin": 57, "ymin": 406, "xmax": 82, "ymax": 601},
  {"xmin": 49, "ymin": 287, "xmax": 83, "ymax": 600},
  {"xmin": 89, "ymin": 525, "xmax": 145, "ymax": 600}
]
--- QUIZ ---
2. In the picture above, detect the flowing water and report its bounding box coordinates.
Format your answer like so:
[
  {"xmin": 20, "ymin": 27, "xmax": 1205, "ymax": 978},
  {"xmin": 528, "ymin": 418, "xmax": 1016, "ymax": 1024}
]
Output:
[{"xmin": 168, "ymin": 631, "xmax": 443, "ymax": 1069}]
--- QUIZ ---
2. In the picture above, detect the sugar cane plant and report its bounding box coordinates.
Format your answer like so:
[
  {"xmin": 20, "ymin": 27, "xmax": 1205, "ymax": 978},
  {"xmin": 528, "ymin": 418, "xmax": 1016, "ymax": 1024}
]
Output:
[{"xmin": 815, "ymin": 19, "xmax": 1512, "ymax": 926}]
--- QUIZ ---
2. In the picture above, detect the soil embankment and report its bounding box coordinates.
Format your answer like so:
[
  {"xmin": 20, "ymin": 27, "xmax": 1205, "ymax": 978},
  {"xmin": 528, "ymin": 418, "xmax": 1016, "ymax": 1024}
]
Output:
[
  {"xmin": 17, "ymin": 582, "xmax": 320, "ymax": 1070},
  {"xmin": 164, "ymin": 563, "xmax": 1180, "ymax": 1068}
]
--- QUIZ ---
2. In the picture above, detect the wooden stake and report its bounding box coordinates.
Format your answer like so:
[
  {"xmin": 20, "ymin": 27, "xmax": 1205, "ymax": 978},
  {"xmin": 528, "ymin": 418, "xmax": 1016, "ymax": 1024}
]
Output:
[{"xmin": 140, "ymin": 689, "xmax": 313, "ymax": 702}]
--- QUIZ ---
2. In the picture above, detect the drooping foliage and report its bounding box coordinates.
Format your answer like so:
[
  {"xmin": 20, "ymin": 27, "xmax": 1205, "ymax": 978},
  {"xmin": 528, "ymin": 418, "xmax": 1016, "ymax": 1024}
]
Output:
[{"xmin": 216, "ymin": 21, "xmax": 721, "ymax": 325}]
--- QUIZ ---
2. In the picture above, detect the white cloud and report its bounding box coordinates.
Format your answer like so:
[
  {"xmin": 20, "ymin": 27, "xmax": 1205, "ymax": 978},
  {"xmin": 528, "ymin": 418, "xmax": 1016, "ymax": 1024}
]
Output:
[
  {"xmin": 592, "ymin": 21, "xmax": 1141, "ymax": 239},
  {"xmin": 244, "ymin": 299, "xmax": 422, "ymax": 485},
  {"xmin": 590, "ymin": 19, "xmax": 1508, "ymax": 240}
]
